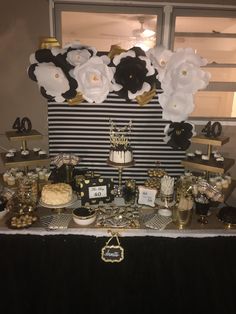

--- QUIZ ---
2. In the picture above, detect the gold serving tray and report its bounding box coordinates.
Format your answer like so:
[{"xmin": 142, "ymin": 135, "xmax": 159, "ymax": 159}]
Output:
[
  {"xmin": 1, "ymin": 151, "xmax": 50, "ymax": 168},
  {"xmin": 191, "ymin": 135, "xmax": 229, "ymax": 146},
  {"xmin": 182, "ymin": 157, "xmax": 235, "ymax": 174},
  {"xmin": 6, "ymin": 130, "xmax": 43, "ymax": 142}
]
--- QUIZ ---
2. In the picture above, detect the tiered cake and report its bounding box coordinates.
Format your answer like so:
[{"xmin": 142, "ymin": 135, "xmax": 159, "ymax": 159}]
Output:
[{"xmin": 108, "ymin": 120, "xmax": 133, "ymax": 165}]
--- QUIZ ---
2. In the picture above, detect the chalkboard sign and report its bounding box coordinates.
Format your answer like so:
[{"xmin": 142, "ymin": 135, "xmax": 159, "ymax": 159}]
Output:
[
  {"xmin": 101, "ymin": 232, "xmax": 124, "ymax": 263},
  {"xmin": 101, "ymin": 245, "xmax": 124, "ymax": 263},
  {"xmin": 80, "ymin": 177, "xmax": 114, "ymax": 206}
]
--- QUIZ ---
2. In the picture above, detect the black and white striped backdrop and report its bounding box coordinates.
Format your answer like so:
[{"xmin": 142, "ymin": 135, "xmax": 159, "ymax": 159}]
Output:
[{"xmin": 48, "ymin": 92, "xmax": 185, "ymax": 184}]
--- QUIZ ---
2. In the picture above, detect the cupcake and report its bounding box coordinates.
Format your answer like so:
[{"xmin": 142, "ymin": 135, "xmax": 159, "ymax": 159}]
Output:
[
  {"xmin": 225, "ymin": 174, "xmax": 232, "ymax": 185},
  {"xmin": 21, "ymin": 150, "xmax": 30, "ymax": 159},
  {"xmin": 38, "ymin": 170, "xmax": 45, "ymax": 180},
  {"xmin": 33, "ymin": 147, "xmax": 41, "ymax": 155},
  {"xmin": 195, "ymin": 149, "xmax": 202, "ymax": 158},
  {"xmin": 35, "ymin": 167, "xmax": 42, "ymax": 173},
  {"xmin": 38, "ymin": 150, "xmax": 47, "ymax": 158},
  {"xmin": 8, "ymin": 148, "xmax": 17, "ymax": 154},
  {"xmin": 3, "ymin": 171, "xmax": 11, "ymax": 183},
  {"xmin": 186, "ymin": 152, "xmax": 195, "ymax": 160},
  {"xmin": 211, "ymin": 149, "xmax": 218, "ymax": 157},
  {"xmin": 10, "ymin": 168, "xmax": 19, "ymax": 174},
  {"xmin": 214, "ymin": 152, "xmax": 222, "ymax": 159},
  {"xmin": 5, "ymin": 152, "xmax": 14, "ymax": 161},
  {"xmin": 44, "ymin": 171, "xmax": 51, "ymax": 181},
  {"xmin": 201, "ymin": 154, "xmax": 210, "ymax": 162},
  {"xmin": 216, "ymin": 156, "xmax": 224, "ymax": 165},
  {"xmin": 215, "ymin": 179, "xmax": 223, "ymax": 191},
  {"xmin": 15, "ymin": 171, "xmax": 24, "ymax": 179},
  {"xmin": 7, "ymin": 175, "xmax": 16, "ymax": 186},
  {"xmin": 209, "ymin": 177, "xmax": 217, "ymax": 185},
  {"xmin": 222, "ymin": 179, "xmax": 229, "ymax": 189}
]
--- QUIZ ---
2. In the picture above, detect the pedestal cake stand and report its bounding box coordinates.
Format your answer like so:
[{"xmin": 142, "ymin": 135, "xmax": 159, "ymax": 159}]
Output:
[{"xmin": 107, "ymin": 159, "xmax": 135, "ymax": 197}]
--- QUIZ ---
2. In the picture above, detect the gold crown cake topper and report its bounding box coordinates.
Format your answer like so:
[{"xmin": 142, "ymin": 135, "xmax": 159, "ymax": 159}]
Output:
[{"xmin": 109, "ymin": 119, "xmax": 132, "ymax": 148}]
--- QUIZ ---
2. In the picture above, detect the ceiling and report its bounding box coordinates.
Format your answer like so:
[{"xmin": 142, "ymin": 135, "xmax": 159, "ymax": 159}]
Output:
[{"xmin": 60, "ymin": 11, "xmax": 236, "ymax": 53}]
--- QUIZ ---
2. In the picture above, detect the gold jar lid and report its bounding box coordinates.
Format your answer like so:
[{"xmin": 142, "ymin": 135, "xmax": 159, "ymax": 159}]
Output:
[{"xmin": 39, "ymin": 37, "xmax": 61, "ymax": 49}]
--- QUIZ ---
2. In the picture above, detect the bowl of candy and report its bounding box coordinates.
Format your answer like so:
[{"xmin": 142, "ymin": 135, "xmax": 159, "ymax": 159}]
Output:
[{"xmin": 72, "ymin": 207, "xmax": 96, "ymax": 226}]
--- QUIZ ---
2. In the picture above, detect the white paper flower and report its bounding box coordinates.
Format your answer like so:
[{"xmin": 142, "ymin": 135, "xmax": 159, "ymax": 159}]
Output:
[
  {"xmin": 151, "ymin": 47, "xmax": 211, "ymax": 121},
  {"xmin": 146, "ymin": 46, "xmax": 173, "ymax": 81},
  {"xmin": 161, "ymin": 50, "xmax": 210, "ymax": 94},
  {"xmin": 159, "ymin": 91, "xmax": 194, "ymax": 122},
  {"xmin": 167, "ymin": 47, "xmax": 208, "ymax": 70},
  {"xmin": 66, "ymin": 49, "xmax": 93, "ymax": 67},
  {"xmin": 73, "ymin": 56, "xmax": 114, "ymax": 103},
  {"xmin": 52, "ymin": 41, "xmax": 97, "ymax": 67},
  {"xmin": 34, "ymin": 62, "xmax": 70, "ymax": 102},
  {"xmin": 28, "ymin": 48, "xmax": 78, "ymax": 102}
]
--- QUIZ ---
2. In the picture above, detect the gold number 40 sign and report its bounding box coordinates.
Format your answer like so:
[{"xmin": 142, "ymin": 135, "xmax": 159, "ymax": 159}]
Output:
[{"xmin": 201, "ymin": 121, "xmax": 222, "ymax": 138}]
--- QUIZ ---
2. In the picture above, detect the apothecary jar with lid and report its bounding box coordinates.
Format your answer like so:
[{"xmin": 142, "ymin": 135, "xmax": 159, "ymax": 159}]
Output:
[{"xmin": 16, "ymin": 175, "xmax": 39, "ymax": 210}]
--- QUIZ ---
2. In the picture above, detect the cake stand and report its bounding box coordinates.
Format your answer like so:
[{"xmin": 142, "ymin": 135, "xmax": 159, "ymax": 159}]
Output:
[
  {"xmin": 38, "ymin": 193, "xmax": 78, "ymax": 213},
  {"xmin": 107, "ymin": 159, "xmax": 134, "ymax": 197}
]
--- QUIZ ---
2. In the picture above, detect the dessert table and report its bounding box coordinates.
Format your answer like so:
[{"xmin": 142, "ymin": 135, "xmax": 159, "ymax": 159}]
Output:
[{"xmin": 1, "ymin": 200, "xmax": 236, "ymax": 314}]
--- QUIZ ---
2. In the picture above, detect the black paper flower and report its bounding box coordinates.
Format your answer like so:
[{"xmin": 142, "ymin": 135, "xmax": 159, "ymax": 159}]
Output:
[
  {"xmin": 164, "ymin": 121, "xmax": 195, "ymax": 150},
  {"xmin": 112, "ymin": 47, "xmax": 159, "ymax": 101},
  {"xmin": 28, "ymin": 48, "xmax": 78, "ymax": 102}
]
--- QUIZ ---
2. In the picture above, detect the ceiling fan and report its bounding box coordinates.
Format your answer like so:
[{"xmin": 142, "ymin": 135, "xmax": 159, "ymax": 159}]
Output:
[
  {"xmin": 132, "ymin": 17, "xmax": 156, "ymax": 38},
  {"xmin": 100, "ymin": 16, "xmax": 156, "ymax": 40}
]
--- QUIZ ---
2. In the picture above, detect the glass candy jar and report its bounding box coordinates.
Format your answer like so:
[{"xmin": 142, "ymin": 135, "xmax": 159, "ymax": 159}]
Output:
[
  {"xmin": 195, "ymin": 194, "xmax": 210, "ymax": 225},
  {"xmin": 16, "ymin": 176, "xmax": 39, "ymax": 212},
  {"xmin": 123, "ymin": 179, "xmax": 136, "ymax": 204}
]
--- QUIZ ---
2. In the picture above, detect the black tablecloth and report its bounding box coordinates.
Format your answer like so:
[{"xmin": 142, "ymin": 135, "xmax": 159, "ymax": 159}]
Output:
[{"xmin": 1, "ymin": 234, "xmax": 236, "ymax": 314}]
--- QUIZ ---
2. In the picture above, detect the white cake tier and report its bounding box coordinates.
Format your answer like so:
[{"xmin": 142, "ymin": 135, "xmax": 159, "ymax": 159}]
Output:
[{"xmin": 109, "ymin": 150, "xmax": 133, "ymax": 164}]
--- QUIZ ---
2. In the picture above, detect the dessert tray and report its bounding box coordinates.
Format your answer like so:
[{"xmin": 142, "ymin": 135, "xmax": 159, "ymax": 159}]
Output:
[
  {"xmin": 40, "ymin": 213, "xmax": 72, "ymax": 231},
  {"xmin": 6, "ymin": 212, "xmax": 38, "ymax": 229},
  {"xmin": 38, "ymin": 193, "xmax": 78, "ymax": 209}
]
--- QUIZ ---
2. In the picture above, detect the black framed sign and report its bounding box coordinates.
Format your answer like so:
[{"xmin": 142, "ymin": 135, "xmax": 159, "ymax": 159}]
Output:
[{"xmin": 80, "ymin": 177, "xmax": 114, "ymax": 205}]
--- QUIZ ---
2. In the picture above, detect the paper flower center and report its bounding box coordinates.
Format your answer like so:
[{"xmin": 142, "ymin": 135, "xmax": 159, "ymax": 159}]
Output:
[{"xmin": 160, "ymin": 59, "xmax": 166, "ymax": 66}]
